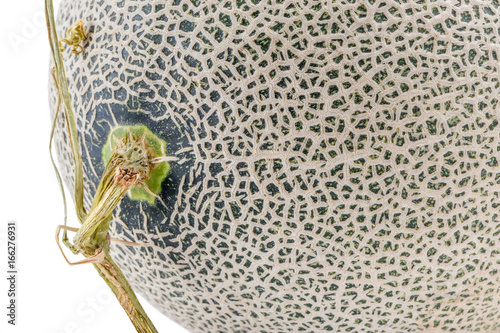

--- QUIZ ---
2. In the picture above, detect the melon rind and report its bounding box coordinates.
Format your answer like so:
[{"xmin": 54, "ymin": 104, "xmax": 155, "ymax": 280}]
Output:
[{"xmin": 50, "ymin": 0, "xmax": 500, "ymax": 332}]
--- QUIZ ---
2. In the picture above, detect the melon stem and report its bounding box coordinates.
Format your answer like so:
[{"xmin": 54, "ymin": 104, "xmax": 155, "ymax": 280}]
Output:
[
  {"xmin": 45, "ymin": 0, "xmax": 86, "ymax": 221},
  {"xmin": 46, "ymin": 1, "xmax": 159, "ymax": 331},
  {"xmin": 59, "ymin": 132, "xmax": 159, "ymax": 333}
]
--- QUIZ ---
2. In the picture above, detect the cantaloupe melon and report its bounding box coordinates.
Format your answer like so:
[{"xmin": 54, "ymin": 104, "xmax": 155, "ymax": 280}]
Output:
[{"xmin": 50, "ymin": 0, "xmax": 500, "ymax": 331}]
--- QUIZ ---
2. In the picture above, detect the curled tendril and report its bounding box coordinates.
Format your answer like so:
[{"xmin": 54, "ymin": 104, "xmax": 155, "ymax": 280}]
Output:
[{"xmin": 59, "ymin": 19, "xmax": 87, "ymax": 55}]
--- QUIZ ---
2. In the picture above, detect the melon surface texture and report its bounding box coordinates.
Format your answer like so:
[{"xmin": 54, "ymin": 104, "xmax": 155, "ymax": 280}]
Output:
[{"xmin": 50, "ymin": 0, "xmax": 500, "ymax": 332}]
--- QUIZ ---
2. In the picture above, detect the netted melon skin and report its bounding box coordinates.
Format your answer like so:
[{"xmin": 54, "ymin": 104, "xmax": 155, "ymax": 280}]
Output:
[{"xmin": 49, "ymin": 0, "xmax": 500, "ymax": 332}]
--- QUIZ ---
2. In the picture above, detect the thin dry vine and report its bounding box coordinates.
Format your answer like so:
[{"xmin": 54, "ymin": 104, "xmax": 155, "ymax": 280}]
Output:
[{"xmin": 46, "ymin": 1, "xmax": 159, "ymax": 332}]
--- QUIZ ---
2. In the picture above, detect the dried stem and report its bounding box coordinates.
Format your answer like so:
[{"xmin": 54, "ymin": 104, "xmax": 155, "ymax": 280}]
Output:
[
  {"xmin": 95, "ymin": 254, "xmax": 158, "ymax": 333},
  {"xmin": 46, "ymin": 1, "xmax": 159, "ymax": 331},
  {"xmin": 45, "ymin": 0, "xmax": 86, "ymax": 221}
]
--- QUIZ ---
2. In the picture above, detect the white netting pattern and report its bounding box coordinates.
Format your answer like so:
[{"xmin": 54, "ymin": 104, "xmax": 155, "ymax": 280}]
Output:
[{"xmin": 50, "ymin": 0, "xmax": 500, "ymax": 332}]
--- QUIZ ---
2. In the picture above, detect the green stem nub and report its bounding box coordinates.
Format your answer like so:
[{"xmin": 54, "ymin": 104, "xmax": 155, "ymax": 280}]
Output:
[
  {"xmin": 74, "ymin": 126, "xmax": 173, "ymax": 253},
  {"xmin": 102, "ymin": 125, "xmax": 173, "ymax": 204}
]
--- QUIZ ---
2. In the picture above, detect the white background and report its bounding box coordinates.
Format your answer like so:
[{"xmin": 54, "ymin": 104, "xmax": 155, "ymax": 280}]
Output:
[{"xmin": 0, "ymin": 1, "xmax": 189, "ymax": 332}]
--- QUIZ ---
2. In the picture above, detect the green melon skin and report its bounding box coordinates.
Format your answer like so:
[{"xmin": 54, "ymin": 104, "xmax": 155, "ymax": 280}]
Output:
[{"xmin": 50, "ymin": 0, "xmax": 500, "ymax": 332}]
